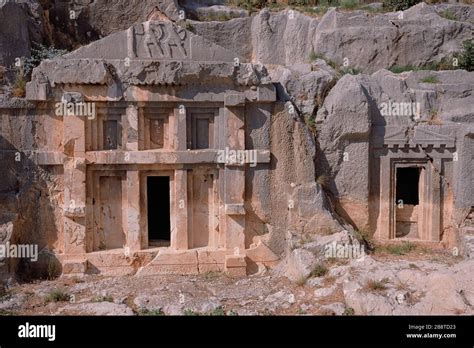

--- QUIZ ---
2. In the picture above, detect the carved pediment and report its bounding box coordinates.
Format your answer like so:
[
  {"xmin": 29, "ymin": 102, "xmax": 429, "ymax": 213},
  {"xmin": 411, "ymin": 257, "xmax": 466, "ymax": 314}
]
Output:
[
  {"xmin": 383, "ymin": 128, "xmax": 409, "ymax": 148},
  {"xmin": 377, "ymin": 126, "xmax": 455, "ymax": 149},
  {"xmin": 61, "ymin": 20, "xmax": 238, "ymax": 63},
  {"xmin": 413, "ymin": 128, "xmax": 455, "ymax": 148}
]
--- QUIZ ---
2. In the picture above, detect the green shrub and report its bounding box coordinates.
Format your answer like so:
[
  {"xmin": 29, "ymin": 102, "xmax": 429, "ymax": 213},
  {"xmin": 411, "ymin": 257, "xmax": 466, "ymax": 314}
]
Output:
[
  {"xmin": 45, "ymin": 289, "xmax": 70, "ymax": 303},
  {"xmin": 305, "ymin": 114, "xmax": 317, "ymax": 134},
  {"xmin": 459, "ymin": 39, "xmax": 473, "ymax": 72},
  {"xmin": 209, "ymin": 307, "xmax": 226, "ymax": 316},
  {"xmin": 389, "ymin": 58, "xmax": 458, "ymax": 73},
  {"xmin": 318, "ymin": 0, "xmax": 341, "ymax": 6},
  {"xmin": 420, "ymin": 75, "xmax": 439, "ymax": 84},
  {"xmin": 23, "ymin": 43, "xmax": 67, "ymax": 76},
  {"xmin": 140, "ymin": 308, "xmax": 165, "ymax": 316},
  {"xmin": 184, "ymin": 21, "xmax": 196, "ymax": 33},
  {"xmin": 389, "ymin": 65, "xmax": 417, "ymax": 73},
  {"xmin": 309, "ymin": 48, "xmax": 318, "ymax": 62},
  {"xmin": 184, "ymin": 309, "xmax": 198, "ymax": 316},
  {"xmin": 340, "ymin": 0, "xmax": 359, "ymax": 10},
  {"xmin": 343, "ymin": 307, "xmax": 355, "ymax": 315},
  {"xmin": 440, "ymin": 9, "xmax": 457, "ymax": 21},
  {"xmin": 338, "ymin": 66, "xmax": 360, "ymax": 76},
  {"xmin": 382, "ymin": 0, "xmax": 421, "ymax": 11},
  {"xmin": 92, "ymin": 295, "xmax": 114, "ymax": 303},
  {"xmin": 382, "ymin": 241, "xmax": 416, "ymax": 255}
]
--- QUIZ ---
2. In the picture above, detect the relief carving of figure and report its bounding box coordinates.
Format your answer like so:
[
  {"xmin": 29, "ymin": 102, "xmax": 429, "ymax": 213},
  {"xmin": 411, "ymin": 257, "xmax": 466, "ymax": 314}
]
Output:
[{"xmin": 143, "ymin": 22, "xmax": 187, "ymax": 59}]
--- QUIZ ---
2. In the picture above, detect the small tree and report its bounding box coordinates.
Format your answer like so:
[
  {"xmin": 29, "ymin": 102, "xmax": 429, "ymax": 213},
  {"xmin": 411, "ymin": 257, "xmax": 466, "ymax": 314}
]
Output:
[{"xmin": 23, "ymin": 43, "xmax": 68, "ymax": 76}]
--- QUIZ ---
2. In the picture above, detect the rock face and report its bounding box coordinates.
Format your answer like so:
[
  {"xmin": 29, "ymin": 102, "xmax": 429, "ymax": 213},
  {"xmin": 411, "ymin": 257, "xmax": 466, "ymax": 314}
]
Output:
[
  {"xmin": 0, "ymin": 0, "xmax": 183, "ymax": 71},
  {"xmin": 314, "ymin": 69, "xmax": 474, "ymax": 235},
  {"xmin": 434, "ymin": 3, "xmax": 474, "ymax": 23},
  {"xmin": 315, "ymin": 74, "xmax": 373, "ymax": 230},
  {"xmin": 191, "ymin": 4, "xmax": 473, "ymax": 73},
  {"xmin": 313, "ymin": 4, "xmax": 471, "ymax": 72},
  {"xmin": 0, "ymin": 1, "xmax": 36, "ymax": 69},
  {"xmin": 0, "ymin": 1, "xmax": 473, "ymax": 292},
  {"xmin": 342, "ymin": 257, "xmax": 473, "ymax": 315},
  {"xmin": 0, "ymin": 0, "xmax": 473, "ymax": 318},
  {"xmin": 42, "ymin": 0, "xmax": 182, "ymax": 48},
  {"xmin": 269, "ymin": 60, "xmax": 336, "ymax": 116}
]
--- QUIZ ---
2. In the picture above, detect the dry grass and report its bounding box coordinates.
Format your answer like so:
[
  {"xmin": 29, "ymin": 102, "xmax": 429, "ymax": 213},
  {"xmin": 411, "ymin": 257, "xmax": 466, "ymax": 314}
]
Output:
[
  {"xmin": 296, "ymin": 276, "xmax": 308, "ymax": 287},
  {"xmin": 364, "ymin": 278, "xmax": 390, "ymax": 292},
  {"xmin": 311, "ymin": 263, "xmax": 329, "ymax": 277},
  {"xmin": 316, "ymin": 174, "xmax": 330, "ymax": 189},
  {"xmin": 427, "ymin": 109, "xmax": 443, "ymax": 125},
  {"xmin": 395, "ymin": 280, "xmax": 410, "ymax": 292}
]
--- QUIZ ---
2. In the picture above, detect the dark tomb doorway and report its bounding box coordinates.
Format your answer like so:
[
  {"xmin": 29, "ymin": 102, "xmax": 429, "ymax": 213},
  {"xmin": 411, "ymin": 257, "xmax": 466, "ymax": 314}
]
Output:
[{"xmin": 147, "ymin": 176, "xmax": 171, "ymax": 246}]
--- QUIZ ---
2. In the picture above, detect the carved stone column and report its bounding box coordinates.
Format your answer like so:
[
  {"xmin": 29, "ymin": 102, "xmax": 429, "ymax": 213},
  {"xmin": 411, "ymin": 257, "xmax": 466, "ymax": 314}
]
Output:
[
  {"xmin": 172, "ymin": 169, "xmax": 188, "ymax": 250},
  {"xmin": 223, "ymin": 94, "xmax": 246, "ymax": 252}
]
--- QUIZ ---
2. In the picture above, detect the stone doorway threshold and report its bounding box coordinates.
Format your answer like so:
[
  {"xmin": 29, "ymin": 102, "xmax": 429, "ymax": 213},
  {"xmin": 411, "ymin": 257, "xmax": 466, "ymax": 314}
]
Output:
[{"xmin": 58, "ymin": 240, "xmax": 280, "ymax": 277}]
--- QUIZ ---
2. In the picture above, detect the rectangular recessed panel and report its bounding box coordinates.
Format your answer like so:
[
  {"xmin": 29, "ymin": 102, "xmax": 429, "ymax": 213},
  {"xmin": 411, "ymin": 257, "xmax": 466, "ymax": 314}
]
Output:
[
  {"xmin": 150, "ymin": 118, "xmax": 165, "ymax": 149},
  {"xmin": 195, "ymin": 117, "xmax": 210, "ymax": 149},
  {"xmin": 99, "ymin": 176, "xmax": 125, "ymax": 249},
  {"xmin": 191, "ymin": 172, "xmax": 213, "ymax": 248},
  {"xmin": 103, "ymin": 120, "xmax": 118, "ymax": 150},
  {"xmin": 187, "ymin": 112, "xmax": 214, "ymax": 150}
]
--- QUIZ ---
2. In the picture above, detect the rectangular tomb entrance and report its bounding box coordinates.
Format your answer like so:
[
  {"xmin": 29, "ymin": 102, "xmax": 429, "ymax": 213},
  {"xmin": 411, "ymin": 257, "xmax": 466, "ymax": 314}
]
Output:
[
  {"xmin": 147, "ymin": 176, "xmax": 171, "ymax": 247},
  {"xmin": 374, "ymin": 126, "xmax": 455, "ymax": 243},
  {"xmin": 395, "ymin": 166, "xmax": 425, "ymax": 239}
]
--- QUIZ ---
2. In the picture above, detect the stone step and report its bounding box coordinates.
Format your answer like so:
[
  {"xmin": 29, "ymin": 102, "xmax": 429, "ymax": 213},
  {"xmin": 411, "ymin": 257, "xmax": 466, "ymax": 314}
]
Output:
[{"xmin": 61, "ymin": 249, "xmax": 160, "ymax": 277}]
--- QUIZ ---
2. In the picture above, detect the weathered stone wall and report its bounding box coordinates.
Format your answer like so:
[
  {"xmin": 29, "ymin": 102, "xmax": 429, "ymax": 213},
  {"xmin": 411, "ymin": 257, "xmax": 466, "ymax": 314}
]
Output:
[{"xmin": 0, "ymin": 105, "xmax": 64, "ymax": 280}]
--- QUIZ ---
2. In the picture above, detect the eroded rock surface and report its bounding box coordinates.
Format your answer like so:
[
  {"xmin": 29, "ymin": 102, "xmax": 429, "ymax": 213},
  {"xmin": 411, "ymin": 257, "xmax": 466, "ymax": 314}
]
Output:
[{"xmin": 1, "ymin": 251, "xmax": 471, "ymax": 315}]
